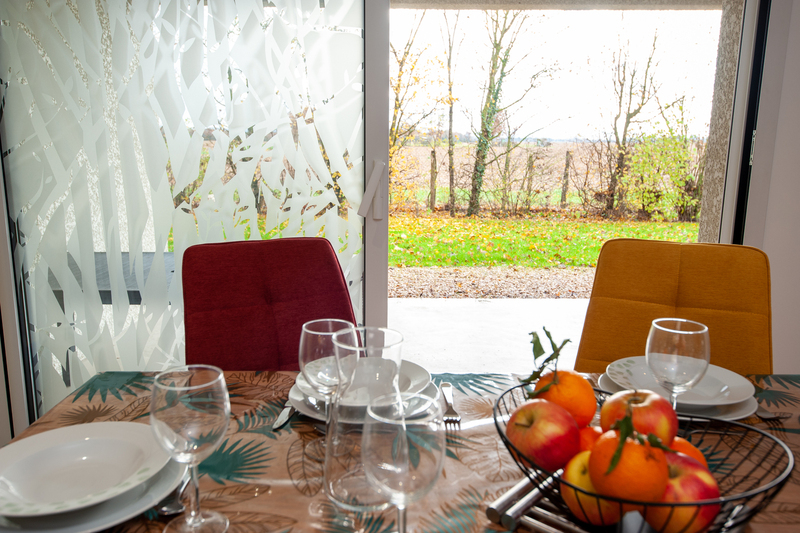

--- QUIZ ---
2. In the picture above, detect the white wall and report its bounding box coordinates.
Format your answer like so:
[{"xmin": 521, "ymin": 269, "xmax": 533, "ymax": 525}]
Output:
[{"xmin": 744, "ymin": 0, "xmax": 800, "ymax": 373}]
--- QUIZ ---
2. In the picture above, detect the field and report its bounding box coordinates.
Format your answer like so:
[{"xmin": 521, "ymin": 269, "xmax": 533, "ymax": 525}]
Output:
[{"xmin": 391, "ymin": 141, "xmax": 601, "ymax": 215}]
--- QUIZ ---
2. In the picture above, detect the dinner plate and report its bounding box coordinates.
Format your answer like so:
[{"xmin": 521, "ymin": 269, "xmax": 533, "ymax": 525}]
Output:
[
  {"xmin": 290, "ymin": 379, "xmax": 440, "ymax": 423},
  {"xmin": 598, "ymin": 373, "xmax": 759, "ymax": 421},
  {"xmin": 0, "ymin": 461, "xmax": 186, "ymax": 533},
  {"xmin": 606, "ymin": 356, "xmax": 755, "ymax": 407},
  {"xmin": 0, "ymin": 422, "xmax": 170, "ymax": 517},
  {"xmin": 295, "ymin": 360, "xmax": 431, "ymax": 406}
]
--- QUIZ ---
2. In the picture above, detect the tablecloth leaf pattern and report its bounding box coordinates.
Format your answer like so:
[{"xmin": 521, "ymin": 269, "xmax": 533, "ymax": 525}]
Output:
[
  {"xmin": 287, "ymin": 439, "xmax": 325, "ymax": 496},
  {"xmin": 753, "ymin": 375, "xmax": 800, "ymax": 408},
  {"xmin": 71, "ymin": 371, "xmax": 153, "ymax": 403},
  {"xmin": 15, "ymin": 371, "xmax": 799, "ymax": 533},
  {"xmin": 236, "ymin": 400, "xmax": 292, "ymax": 439},
  {"xmin": 200, "ymin": 437, "xmax": 273, "ymax": 484},
  {"xmin": 417, "ymin": 486, "xmax": 490, "ymax": 533},
  {"xmin": 432, "ymin": 373, "xmax": 513, "ymax": 396}
]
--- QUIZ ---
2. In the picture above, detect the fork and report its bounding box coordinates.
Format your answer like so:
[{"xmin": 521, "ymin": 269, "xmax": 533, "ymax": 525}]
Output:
[{"xmin": 440, "ymin": 382, "xmax": 461, "ymax": 426}]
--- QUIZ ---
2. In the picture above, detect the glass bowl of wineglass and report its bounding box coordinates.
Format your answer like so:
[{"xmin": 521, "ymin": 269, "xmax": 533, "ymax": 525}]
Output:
[
  {"xmin": 298, "ymin": 319, "xmax": 354, "ymax": 461},
  {"xmin": 362, "ymin": 391, "xmax": 445, "ymax": 533},
  {"xmin": 646, "ymin": 318, "xmax": 710, "ymax": 409},
  {"xmin": 150, "ymin": 365, "xmax": 231, "ymax": 533}
]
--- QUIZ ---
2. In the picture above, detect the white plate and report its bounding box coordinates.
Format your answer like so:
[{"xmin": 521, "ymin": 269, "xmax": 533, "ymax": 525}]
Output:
[
  {"xmin": 290, "ymin": 379, "xmax": 440, "ymax": 423},
  {"xmin": 296, "ymin": 360, "xmax": 431, "ymax": 406},
  {"xmin": 0, "ymin": 461, "xmax": 186, "ymax": 533},
  {"xmin": 598, "ymin": 373, "xmax": 759, "ymax": 421},
  {"xmin": 0, "ymin": 422, "xmax": 170, "ymax": 517},
  {"xmin": 606, "ymin": 356, "xmax": 755, "ymax": 407}
]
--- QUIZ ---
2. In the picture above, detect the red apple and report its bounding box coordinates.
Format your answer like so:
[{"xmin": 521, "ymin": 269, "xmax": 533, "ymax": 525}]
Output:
[
  {"xmin": 506, "ymin": 399, "xmax": 581, "ymax": 472},
  {"xmin": 560, "ymin": 451, "xmax": 622, "ymax": 526},
  {"xmin": 645, "ymin": 452, "xmax": 721, "ymax": 533},
  {"xmin": 600, "ymin": 389, "xmax": 678, "ymax": 446}
]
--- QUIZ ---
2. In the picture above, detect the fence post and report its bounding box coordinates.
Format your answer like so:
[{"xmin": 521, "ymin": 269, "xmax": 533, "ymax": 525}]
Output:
[
  {"xmin": 561, "ymin": 150, "xmax": 572, "ymax": 209},
  {"xmin": 429, "ymin": 148, "xmax": 438, "ymax": 211}
]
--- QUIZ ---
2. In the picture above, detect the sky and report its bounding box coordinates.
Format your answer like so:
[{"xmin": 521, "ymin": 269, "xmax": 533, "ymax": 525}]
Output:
[{"xmin": 390, "ymin": 9, "xmax": 722, "ymax": 140}]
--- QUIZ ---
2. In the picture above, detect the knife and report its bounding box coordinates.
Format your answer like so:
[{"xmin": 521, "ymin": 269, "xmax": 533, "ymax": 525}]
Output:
[{"xmin": 274, "ymin": 401, "xmax": 296, "ymax": 430}]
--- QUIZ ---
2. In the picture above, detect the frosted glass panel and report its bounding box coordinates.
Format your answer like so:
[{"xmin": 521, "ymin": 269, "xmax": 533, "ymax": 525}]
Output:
[{"xmin": 0, "ymin": 0, "xmax": 365, "ymax": 415}]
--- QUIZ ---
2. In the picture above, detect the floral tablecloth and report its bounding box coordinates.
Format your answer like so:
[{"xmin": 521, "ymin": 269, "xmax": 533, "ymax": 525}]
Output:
[{"xmin": 11, "ymin": 372, "xmax": 800, "ymax": 532}]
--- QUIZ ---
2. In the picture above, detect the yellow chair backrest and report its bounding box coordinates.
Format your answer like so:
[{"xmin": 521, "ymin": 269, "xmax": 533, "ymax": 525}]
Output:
[{"xmin": 574, "ymin": 238, "xmax": 772, "ymax": 376}]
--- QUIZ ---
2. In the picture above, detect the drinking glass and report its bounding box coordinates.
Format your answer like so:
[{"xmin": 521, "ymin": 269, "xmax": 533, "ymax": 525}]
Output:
[
  {"xmin": 324, "ymin": 326, "xmax": 404, "ymax": 512},
  {"xmin": 151, "ymin": 365, "xmax": 231, "ymax": 533},
  {"xmin": 362, "ymin": 391, "xmax": 445, "ymax": 533},
  {"xmin": 299, "ymin": 319, "xmax": 355, "ymax": 461},
  {"xmin": 646, "ymin": 318, "xmax": 711, "ymax": 409}
]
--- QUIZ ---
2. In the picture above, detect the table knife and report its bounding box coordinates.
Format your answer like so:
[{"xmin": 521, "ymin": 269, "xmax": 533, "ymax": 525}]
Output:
[{"xmin": 274, "ymin": 401, "xmax": 296, "ymax": 430}]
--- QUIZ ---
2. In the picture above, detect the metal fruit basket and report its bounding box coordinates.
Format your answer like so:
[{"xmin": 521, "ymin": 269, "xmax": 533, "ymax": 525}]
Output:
[{"xmin": 493, "ymin": 384, "xmax": 794, "ymax": 533}]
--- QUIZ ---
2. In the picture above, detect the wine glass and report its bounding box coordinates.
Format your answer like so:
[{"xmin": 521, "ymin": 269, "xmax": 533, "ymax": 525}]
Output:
[
  {"xmin": 362, "ymin": 391, "xmax": 445, "ymax": 533},
  {"xmin": 151, "ymin": 365, "xmax": 231, "ymax": 533},
  {"xmin": 299, "ymin": 318, "xmax": 355, "ymax": 461},
  {"xmin": 646, "ymin": 318, "xmax": 711, "ymax": 409}
]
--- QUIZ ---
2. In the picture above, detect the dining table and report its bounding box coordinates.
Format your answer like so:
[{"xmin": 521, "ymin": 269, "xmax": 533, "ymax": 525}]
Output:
[{"xmin": 4, "ymin": 370, "xmax": 799, "ymax": 533}]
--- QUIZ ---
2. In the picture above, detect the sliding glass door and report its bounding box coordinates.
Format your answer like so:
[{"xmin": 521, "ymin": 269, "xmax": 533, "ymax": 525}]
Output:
[{"xmin": 0, "ymin": 0, "xmax": 388, "ymax": 425}]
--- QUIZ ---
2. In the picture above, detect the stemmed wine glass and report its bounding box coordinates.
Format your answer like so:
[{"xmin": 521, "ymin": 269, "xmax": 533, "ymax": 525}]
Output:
[
  {"xmin": 299, "ymin": 318, "xmax": 354, "ymax": 461},
  {"xmin": 362, "ymin": 392, "xmax": 445, "ymax": 533},
  {"xmin": 151, "ymin": 365, "xmax": 231, "ymax": 533},
  {"xmin": 646, "ymin": 318, "xmax": 711, "ymax": 409}
]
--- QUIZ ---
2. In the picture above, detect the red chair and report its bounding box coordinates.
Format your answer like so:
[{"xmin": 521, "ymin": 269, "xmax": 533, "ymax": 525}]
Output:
[{"xmin": 182, "ymin": 237, "xmax": 357, "ymax": 371}]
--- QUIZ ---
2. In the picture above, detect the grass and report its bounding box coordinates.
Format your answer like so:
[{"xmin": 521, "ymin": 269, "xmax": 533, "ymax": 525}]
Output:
[{"xmin": 389, "ymin": 213, "xmax": 698, "ymax": 268}]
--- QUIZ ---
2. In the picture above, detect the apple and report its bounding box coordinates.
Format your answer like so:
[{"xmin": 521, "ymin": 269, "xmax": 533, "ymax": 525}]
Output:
[
  {"xmin": 560, "ymin": 451, "xmax": 622, "ymax": 526},
  {"xmin": 600, "ymin": 389, "xmax": 678, "ymax": 446},
  {"xmin": 645, "ymin": 452, "xmax": 721, "ymax": 533},
  {"xmin": 506, "ymin": 399, "xmax": 581, "ymax": 472}
]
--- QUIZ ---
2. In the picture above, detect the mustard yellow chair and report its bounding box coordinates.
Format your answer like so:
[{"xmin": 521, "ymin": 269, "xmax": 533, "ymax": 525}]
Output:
[{"xmin": 574, "ymin": 238, "xmax": 772, "ymax": 376}]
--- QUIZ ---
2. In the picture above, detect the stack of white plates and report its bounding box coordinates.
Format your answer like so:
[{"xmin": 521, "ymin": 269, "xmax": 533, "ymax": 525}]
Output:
[
  {"xmin": 598, "ymin": 356, "xmax": 758, "ymax": 421},
  {"xmin": 289, "ymin": 360, "xmax": 436, "ymax": 423},
  {"xmin": 0, "ymin": 422, "xmax": 186, "ymax": 533}
]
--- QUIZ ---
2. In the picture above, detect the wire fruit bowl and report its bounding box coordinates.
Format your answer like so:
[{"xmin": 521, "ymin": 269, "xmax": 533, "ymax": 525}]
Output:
[{"xmin": 493, "ymin": 384, "xmax": 794, "ymax": 533}]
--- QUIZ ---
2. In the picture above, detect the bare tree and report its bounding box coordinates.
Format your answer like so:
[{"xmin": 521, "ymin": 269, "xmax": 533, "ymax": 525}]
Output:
[
  {"xmin": 442, "ymin": 11, "xmax": 461, "ymax": 216},
  {"xmin": 389, "ymin": 11, "xmax": 441, "ymax": 184},
  {"xmin": 604, "ymin": 34, "xmax": 659, "ymax": 214},
  {"xmin": 468, "ymin": 11, "xmax": 546, "ymax": 216}
]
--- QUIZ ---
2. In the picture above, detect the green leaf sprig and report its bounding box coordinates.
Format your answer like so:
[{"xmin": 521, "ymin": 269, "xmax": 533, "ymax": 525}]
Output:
[
  {"xmin": 605, "ymin": 406, "xmax": 676, "ymax": 475},
  {"xmin": 520, "ymin": 327, "xmax": 571, "ymax": 398}
]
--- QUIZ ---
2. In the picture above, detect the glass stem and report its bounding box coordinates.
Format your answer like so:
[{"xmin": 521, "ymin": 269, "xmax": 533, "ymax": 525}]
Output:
[
  {"xmin": 186, "ymin": 464, "xmax": 202, "ymax": 526},
  {"xmin": 670, "ymin": 392, "xmax": 678, "ymax": 410},
  {"xmin": 397, "ymin": 505, "xmax": 407, "ymax": 533}
]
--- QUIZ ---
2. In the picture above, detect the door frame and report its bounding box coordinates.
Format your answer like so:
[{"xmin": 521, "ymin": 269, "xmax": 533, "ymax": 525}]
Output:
[{"xmin": 364, "ymin": 0, "xmax": 391, "ymax": 327}]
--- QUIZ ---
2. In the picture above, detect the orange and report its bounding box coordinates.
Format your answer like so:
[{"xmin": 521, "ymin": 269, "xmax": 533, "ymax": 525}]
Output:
[
  {"xmin": 534, "ymin": 370, "xmax": 597, "ymax": 428},
  {"xmin": 588, "ymin": 430, "xmax": 669, "ymax": 510},
  {"xmin": 669, "ymin": 436, "xmax": 708, "ymax": 469},
  {"xmin": 579, "ymin": 426, "xmax": 603, "ymax": 452}
]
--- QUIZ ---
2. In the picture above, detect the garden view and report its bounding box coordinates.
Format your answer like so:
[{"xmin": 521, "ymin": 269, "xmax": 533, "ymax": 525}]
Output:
[{"xmin": 387, "ymin": 8, "xmax": 720, "ymax": 289}]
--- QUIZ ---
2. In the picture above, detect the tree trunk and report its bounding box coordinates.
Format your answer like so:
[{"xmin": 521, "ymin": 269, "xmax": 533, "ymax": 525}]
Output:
[
  {"xmin": 560, "ymin": 150, "xmax": 572, "ymax": 209},
  {"xmin": 468, "ymin": 135, "xmax": 489, "ymax": 216},
  {"xmin": 429, "ymin": 148, "xmax": 438, "ymax": 211},
  {"xmin": 448, "ymin": 102, "xmax": 455, "ymax": 216},
  {"xmin": 525, "ymin": 154, "xmax": 534, "ymax": 210}
]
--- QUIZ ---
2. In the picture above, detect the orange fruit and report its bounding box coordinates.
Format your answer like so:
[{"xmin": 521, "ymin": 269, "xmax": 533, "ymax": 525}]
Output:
[
  {"xmin": 579, "ymin": 426, "xmax": 603, "ymax": 452},
  {"xmin": 561, "ymin": 451, "xmax": 622, "ymax": 526},
  {"xmin": 534, "ymin": 370, "xmax": 597, "ymax": 428},
  {"xmin": 669, "ymin": 436, "xmax": 708, "ymax": 469},
  {"xmin": 588, "ymin": 430, "xmax": 669, "ymax": 510}
]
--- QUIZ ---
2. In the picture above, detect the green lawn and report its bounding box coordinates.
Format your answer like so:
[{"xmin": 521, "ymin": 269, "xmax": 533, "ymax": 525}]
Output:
[{"xmin": 389, "ymin": 214, "xmax": 698, "ymax": 268}]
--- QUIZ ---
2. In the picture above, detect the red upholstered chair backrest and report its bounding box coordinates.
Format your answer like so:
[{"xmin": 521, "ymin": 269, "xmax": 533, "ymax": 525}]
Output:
[{"xmin": 182, "ymin": 238, "xmax": 357, "ymax": 371}]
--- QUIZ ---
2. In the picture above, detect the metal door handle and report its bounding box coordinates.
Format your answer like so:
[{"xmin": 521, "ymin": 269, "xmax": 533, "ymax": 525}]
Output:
[{"xmin": 358, "ymin": 160, "xmax": 386, "ymax": 220}]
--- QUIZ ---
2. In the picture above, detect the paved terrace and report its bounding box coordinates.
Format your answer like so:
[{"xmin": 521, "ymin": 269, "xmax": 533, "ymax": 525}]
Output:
[{"xmin": 389, "ymin": 298, "xmax": 589, "ymax": 375}]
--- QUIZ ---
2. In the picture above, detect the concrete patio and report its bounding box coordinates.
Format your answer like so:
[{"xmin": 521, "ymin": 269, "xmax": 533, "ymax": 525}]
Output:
[{"xmin": 388, "ymin": 298, "xmax": 590, "ymax": 375}]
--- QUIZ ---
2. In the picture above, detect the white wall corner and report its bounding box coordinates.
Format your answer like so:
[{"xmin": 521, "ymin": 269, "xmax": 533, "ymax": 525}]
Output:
[{"xmin": 746, "ymin": 0, "xmax": 800, "ymax": 372}]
